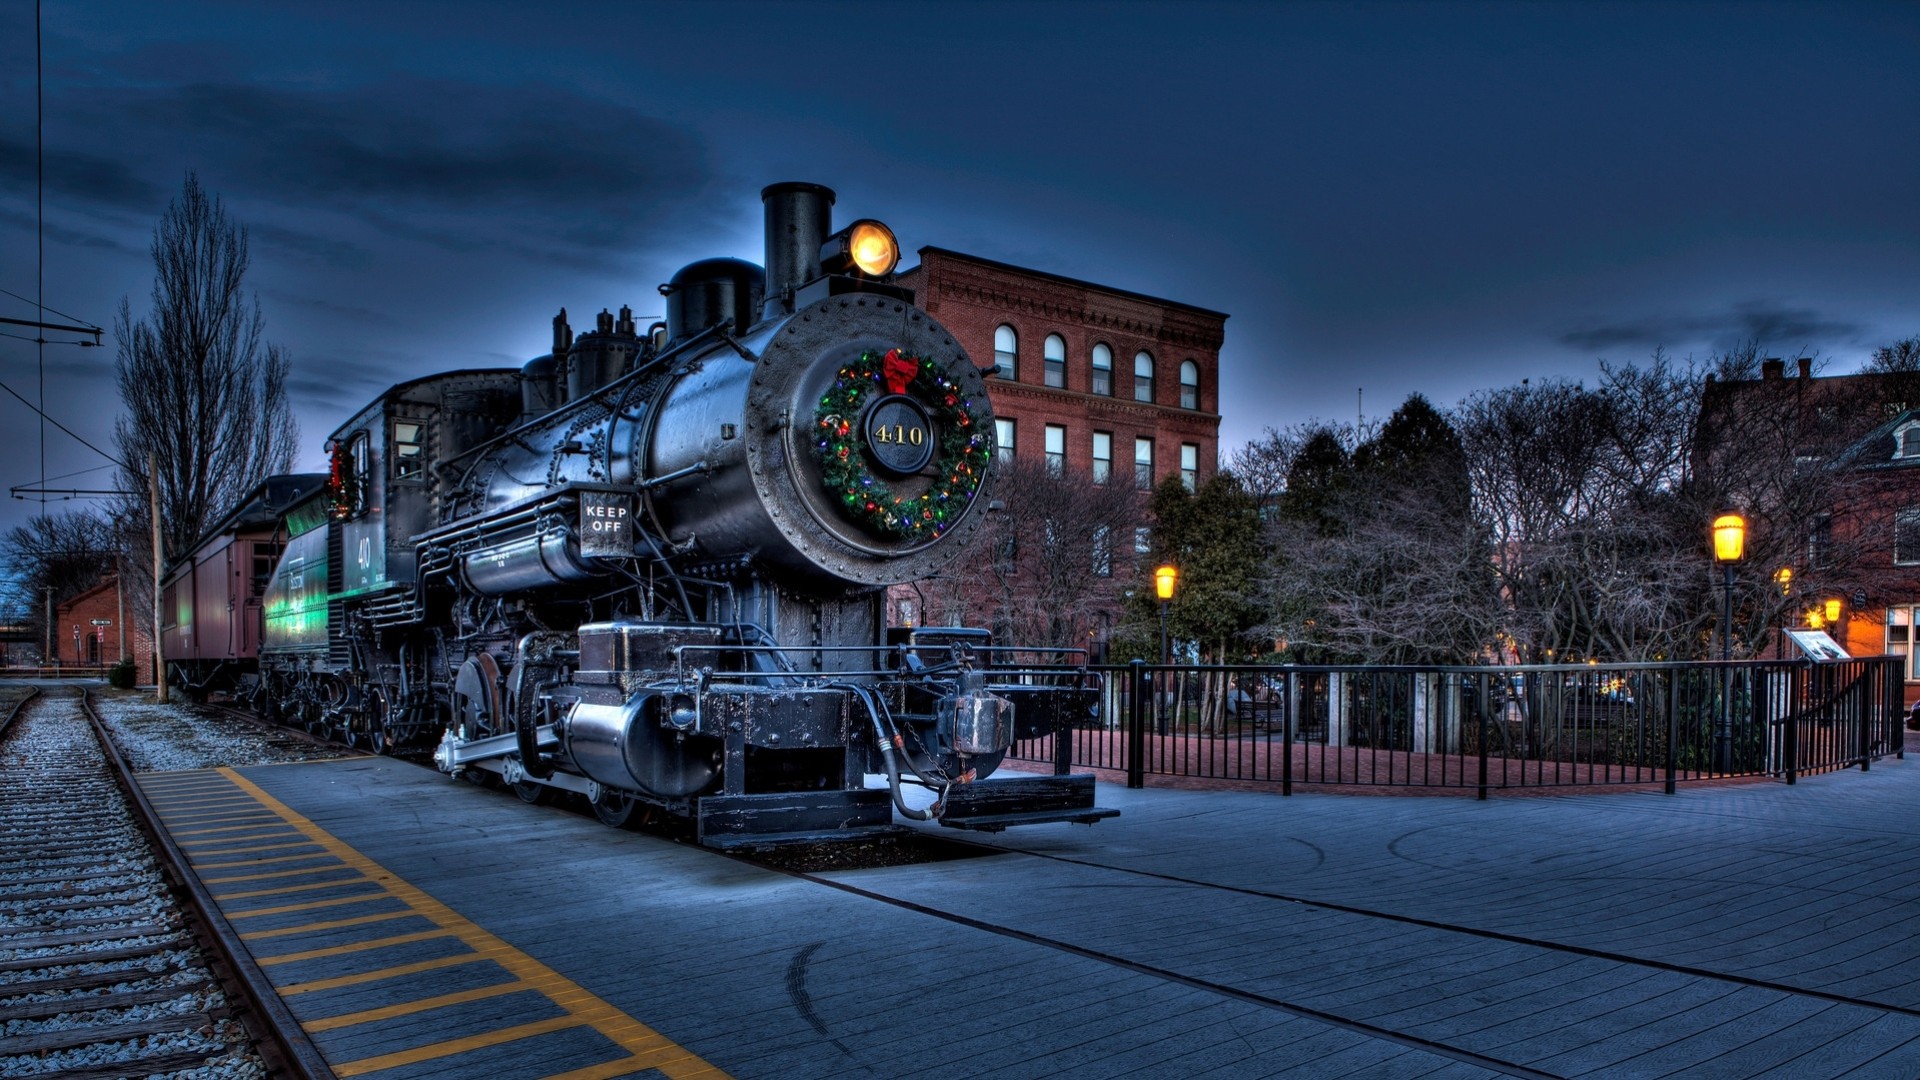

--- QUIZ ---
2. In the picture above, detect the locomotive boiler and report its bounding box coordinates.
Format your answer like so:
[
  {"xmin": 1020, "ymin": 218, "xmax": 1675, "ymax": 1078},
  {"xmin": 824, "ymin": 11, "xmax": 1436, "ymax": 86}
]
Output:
[{"xmin": 254, "ymin": 182, "xmax": 1112, "ymax": 845}]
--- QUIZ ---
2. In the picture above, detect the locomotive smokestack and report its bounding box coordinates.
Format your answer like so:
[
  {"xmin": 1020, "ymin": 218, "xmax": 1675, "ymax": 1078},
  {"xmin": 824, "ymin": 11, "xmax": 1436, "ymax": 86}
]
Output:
[{"xmin": 762, "ymin": 181, "xmax": 835, "ymax": 320}]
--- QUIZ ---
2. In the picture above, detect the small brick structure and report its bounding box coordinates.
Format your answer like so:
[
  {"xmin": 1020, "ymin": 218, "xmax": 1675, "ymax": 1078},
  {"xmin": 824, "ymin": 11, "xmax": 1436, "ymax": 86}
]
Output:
[{"xmin": 52, "ymin": 575, "xmax": 155, "ymax": 683}]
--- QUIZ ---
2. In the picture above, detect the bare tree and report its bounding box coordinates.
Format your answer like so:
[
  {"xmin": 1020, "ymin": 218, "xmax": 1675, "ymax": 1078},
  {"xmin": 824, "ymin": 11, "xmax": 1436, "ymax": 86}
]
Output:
[
  {"xmin": 949, "ymin": 456, "xmax": 1145, "ymax": 658},
  {"xmin": 1263, "ymin": 399, "xmax": 1498, "ymax": 666},
  {"xmin": 112, "ymin": 173, "xmax": 298, "ymax": 612},
  {"xmin": 0, "ymin": 509, "xmax": 120, "ymax": 656},
  {"xmin": 1455, "ymin": 359, "xmax": 1713, "ymax": 662}
]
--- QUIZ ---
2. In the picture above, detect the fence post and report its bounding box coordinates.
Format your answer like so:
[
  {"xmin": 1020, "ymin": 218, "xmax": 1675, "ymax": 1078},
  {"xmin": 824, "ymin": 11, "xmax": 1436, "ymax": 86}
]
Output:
[
  {"xmin": 1477, "ymin": 672, "xmax": 1489, "ymax": 801},
  {"xmin": 1859, "ymin": 665, "xmax": 1873, "ymax": 772},
  {"xmin": 1127, "ymin": 659, "xmax": 1146, "ymax": 789},
  {"xmin": 1281, "ymin": 669, "xmax": 1293, "ymax": 797},
  {"xmin": 1664, "ymin": 671, "xmax": 1678, "ymax": 796},
  {"xmin": 1053, "ymin": 684, "xmax": 1074, "ymax": 776},
  {"xmin": 1785, "ymin": 664, "xmax": 1799, "ymax": 785}
]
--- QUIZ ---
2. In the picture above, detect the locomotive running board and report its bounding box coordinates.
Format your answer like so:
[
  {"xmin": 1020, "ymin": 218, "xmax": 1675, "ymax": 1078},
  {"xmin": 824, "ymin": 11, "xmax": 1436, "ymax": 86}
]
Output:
[
  {"xmin": 695, "ymin": 789, "xmax": 900, "ymax": 849},
  {"xmin": 936, "ymin": 774, "xmax": 1118, "ymax": 832}
]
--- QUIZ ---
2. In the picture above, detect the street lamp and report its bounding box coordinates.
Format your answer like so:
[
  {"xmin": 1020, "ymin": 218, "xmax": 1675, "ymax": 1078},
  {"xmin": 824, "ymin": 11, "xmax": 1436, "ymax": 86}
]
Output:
[
  {"xmin": 1824, "ymin": 596, "xmax": 1843, "ymax": 628},
  {"xmin": 1155, "ymin": 564, "xmax": 1178, "ymax": 735},
  {"xmin": 1712, "ymin": 511, "xmax": 1746, "ymax": 771},
  {"xmin": 1773, "ymin": 568, "xmax": 1792, "ymax": 658}
]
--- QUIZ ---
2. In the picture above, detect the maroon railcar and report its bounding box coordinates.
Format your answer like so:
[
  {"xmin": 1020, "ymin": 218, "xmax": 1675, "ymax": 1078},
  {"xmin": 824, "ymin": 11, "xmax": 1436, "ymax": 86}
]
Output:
[{"xmin": 159, "ymin": 474, "xmax": 325, "ymax": 699}]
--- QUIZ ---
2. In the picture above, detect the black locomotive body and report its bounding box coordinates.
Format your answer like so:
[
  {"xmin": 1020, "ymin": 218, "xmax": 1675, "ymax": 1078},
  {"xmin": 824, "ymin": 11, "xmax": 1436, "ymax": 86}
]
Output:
[{"xmin": 252, "ymin": 182, "xmax": 1112, "ymax": 845}]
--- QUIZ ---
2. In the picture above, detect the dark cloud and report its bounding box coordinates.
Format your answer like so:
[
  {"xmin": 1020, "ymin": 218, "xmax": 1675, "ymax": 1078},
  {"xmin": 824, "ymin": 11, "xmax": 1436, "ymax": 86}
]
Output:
[
  {"xmin": 1727, "ymin": 302, "xmax": 1861, "ymax": 348},
  {"xmin": 0, "ymin": 138, "xmax": 162, "ymax": 212},
  {"xmin": 62, "ymin": 77, "xmax": 717, "ymax": 257},
  {"xmin": 285, "ymin": 351, "xmax": 412, "ymax": 412},
  {"xmin": 259, "ymin": 289, "xmax": 400, "ymax": 329},
  {"xmin": 247, "ymin": 222, "xmax": 369, "ymax": 269},
  {"xmin": 0, "ymin": 206, "xmax": 136, "ymax": 254},
  {"xmin": 1557, "ymin": 302, "xmax": 1865, "ymax": 356}
]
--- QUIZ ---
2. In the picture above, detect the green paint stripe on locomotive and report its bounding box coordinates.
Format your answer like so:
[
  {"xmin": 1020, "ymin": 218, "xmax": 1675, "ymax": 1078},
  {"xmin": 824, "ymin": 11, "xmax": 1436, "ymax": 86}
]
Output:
[{"xmin": 262, "ymin": 526, "xmax": 331, "ymax": 650}]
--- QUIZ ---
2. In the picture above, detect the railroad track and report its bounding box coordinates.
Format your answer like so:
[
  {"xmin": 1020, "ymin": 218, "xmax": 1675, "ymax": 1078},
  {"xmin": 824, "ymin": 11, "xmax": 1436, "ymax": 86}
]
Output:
[{"xmin": 0, "ymin": 685, "xmax": 332, "ymax": 1079}]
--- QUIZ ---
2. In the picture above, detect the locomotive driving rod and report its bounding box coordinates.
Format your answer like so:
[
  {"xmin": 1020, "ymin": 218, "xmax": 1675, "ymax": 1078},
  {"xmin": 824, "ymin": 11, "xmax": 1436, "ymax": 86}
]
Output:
[{"xmin": 436, "ymin": 724, "xmax": 559, "ymax": 768}]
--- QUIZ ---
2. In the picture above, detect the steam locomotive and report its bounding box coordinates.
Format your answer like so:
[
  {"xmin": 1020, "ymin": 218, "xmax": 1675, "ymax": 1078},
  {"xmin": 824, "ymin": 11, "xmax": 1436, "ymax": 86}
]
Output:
[{"xmin": 221, "ymin": 182, "xmax": 1110, "ymax": 846}]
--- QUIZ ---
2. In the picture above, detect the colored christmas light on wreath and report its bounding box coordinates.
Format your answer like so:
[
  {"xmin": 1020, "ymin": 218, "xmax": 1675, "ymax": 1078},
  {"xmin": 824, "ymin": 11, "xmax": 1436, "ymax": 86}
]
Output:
[
  {"xmin": 326, "ymin": 441, "xmax": 358, "ymax": 520},
  {"xmin": 813, "ymin": 347, "xmax": 991, "ymax": 541}
]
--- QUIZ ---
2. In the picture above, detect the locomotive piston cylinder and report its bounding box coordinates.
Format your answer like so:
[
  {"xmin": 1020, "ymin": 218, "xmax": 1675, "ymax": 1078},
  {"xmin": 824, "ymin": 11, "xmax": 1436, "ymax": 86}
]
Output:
[{"xmin": 563, "ymin": 691, "xmax": 716, "ymax": 799}]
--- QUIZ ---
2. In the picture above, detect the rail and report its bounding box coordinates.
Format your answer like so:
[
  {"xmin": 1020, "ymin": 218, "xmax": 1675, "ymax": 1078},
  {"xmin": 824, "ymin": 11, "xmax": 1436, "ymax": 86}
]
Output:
[
  {"xmin": 1006, "ymin": 656, "xmax": 1906, "ymax": 797},
  {"xmin": 1, "ymin": 664, "xmax": 114, "ymax": 679},
  {"xmin": 81, "ymin": 688, "xmax": 337, "ymax": 1079}
]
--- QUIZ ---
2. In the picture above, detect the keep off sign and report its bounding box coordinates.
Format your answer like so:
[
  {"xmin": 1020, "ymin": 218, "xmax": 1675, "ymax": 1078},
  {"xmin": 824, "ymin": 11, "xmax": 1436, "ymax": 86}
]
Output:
[{"xmin": 579, "ymin": 492, "xmax": 633, "ymax": 557}]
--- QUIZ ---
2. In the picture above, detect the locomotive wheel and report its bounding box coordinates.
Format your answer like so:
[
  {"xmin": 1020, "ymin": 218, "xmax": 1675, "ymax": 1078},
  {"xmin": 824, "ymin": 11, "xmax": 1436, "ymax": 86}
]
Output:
[
  {"xmin": 513, "ymin": 779, "xmax": 552, "ymax": 805},
  {"xmin": 362, "ymin": 690, "xmax": 392, "ymax": 755},
  {"xmin": 590, "ymin": 790, "xmax": 637, "ymax": 828}
]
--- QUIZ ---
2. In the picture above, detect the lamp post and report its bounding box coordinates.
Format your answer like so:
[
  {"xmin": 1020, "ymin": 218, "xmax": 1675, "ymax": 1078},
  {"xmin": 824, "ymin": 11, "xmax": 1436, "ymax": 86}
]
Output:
[
  {"xmin": 1712, "ymin": 511, "xmax": 1747, "ymax": 772},
  {"xmin": 1155, "ymin": 564, "xmax": 1178, "ymax": 735},
  {"xmin": 1773, "ymin": 568, "xmax": 1792, "ymax": 658}
]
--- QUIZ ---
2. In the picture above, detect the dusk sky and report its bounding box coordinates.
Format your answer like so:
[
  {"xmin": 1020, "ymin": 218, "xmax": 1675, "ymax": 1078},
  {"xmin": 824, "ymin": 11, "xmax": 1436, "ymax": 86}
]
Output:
[{"xmin": 1, "ymin": 0, "xmax": 1916, "ymax": 543}]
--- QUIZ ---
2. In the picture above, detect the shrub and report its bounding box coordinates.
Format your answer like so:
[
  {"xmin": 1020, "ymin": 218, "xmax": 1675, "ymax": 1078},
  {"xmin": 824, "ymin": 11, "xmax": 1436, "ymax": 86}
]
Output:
[{"xmin": 108, "ymin": 660, "xmax": 136, "ymax": 690}]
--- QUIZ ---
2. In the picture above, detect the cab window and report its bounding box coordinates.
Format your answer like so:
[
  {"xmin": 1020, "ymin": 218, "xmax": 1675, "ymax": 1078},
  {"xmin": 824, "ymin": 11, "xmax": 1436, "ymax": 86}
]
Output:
[{"xmin": 394, "ymin": 420, "xmax": 424, "ymax": 480}]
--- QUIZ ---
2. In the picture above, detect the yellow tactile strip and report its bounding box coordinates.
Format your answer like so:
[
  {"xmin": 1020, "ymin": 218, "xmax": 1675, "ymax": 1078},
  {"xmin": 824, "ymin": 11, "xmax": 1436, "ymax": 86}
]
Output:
[{"xmin": 138, "ymin": 766, "xmax": 730, "ymax": 1080}]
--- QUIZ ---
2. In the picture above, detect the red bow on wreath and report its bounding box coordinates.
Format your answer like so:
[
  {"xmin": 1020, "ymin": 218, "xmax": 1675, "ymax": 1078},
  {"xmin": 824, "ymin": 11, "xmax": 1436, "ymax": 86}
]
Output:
[{"xmin": 882, "ymin": 348, "xmax": 917, "ymax": 395}]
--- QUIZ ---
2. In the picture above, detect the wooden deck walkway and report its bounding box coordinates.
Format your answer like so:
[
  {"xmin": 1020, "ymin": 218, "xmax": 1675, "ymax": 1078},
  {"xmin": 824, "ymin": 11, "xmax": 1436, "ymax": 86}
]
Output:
[{"xmin": 121, "ymin": 734, "xmax": 1920, "ymax": 1078}]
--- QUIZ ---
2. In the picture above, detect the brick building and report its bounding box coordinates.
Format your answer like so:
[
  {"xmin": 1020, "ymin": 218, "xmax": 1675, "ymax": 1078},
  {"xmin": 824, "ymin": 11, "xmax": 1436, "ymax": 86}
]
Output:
[
  {"xmin": 1696, "ymin": 359, "xmax": 1920, "ymax": 704},
  {"xmin": 897, "ymin": 248, "xmax": 1225, "ymax": 493},
  {"xmin": 892, "ymin": 248, "xmax": 1227, "ymax": 650},
  {"xmin": 53, "ymin": 575, "xmax": 154, "ymax": 681}
]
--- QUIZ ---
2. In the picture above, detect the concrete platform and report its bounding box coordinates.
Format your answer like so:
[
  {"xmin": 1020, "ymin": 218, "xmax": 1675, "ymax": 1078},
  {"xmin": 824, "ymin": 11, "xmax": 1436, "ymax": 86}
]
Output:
[{"xmin": 134, "ymin": 745, "xmax": 1920, "ymax": 1079}]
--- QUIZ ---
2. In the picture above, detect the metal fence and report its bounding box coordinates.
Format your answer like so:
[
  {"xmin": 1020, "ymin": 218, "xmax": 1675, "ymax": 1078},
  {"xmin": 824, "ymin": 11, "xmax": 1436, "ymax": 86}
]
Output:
[{"xmin": 1008, "ymin": 657, "xmax": 1905, "ymax": 797}]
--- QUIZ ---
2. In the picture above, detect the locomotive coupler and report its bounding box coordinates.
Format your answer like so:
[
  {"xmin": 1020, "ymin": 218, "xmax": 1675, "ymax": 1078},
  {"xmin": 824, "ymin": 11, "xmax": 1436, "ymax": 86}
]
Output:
[{"xmin": 936, "ymin": 668, "xmax": 1014, "ymax": 758}]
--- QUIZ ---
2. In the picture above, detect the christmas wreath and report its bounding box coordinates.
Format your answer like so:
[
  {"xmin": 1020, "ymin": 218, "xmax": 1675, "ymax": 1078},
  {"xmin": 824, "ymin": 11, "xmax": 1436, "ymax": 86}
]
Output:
[
  {"xmin": 327, "ymin": 441, "xmax": 358, "ymax": 519},
  {"xmin": 813, "ymin": 348, "xmax": 990, "ymax": 542}
]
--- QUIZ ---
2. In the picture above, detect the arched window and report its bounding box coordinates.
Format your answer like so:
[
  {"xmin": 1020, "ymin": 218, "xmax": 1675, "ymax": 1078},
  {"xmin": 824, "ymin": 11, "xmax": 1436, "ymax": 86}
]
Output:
[
  {"xmin": 993, "ymin": 325, "xmax": 1018, "ymax": 380},
  {"xmin": 1091, "ymin": 343, "xmax": 1113, "ymax": 395},
  {"xmin": 1180, "ymin": 360, "xmax": 1200, "ymax": 409},
  {"xmin": 1134, "ymin": 350, "xmax": 1155, "ymax": 403},
  {"xmin": 1044, "ymin": 334, "xmax": 1067, "ymax": 388}
]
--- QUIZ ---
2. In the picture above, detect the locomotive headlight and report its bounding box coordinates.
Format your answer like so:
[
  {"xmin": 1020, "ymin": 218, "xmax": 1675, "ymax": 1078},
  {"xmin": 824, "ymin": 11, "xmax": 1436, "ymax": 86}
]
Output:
[{"xmin": 820, "ymin": 219, "xmax": 899, "ymax": 278}]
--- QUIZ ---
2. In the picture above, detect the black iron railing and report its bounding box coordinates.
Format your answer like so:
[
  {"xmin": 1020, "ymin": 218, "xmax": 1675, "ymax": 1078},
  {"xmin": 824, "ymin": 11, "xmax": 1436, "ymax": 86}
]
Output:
[{"xmin": 1008, "ymin": 657, "xmax": 1905, "ymax": 797}]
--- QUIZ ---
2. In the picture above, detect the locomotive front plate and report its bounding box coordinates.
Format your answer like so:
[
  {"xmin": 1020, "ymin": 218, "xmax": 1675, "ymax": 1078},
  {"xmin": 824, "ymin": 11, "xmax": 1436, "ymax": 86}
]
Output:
[{"xmin": 860, "ymin": 393, "xmax": 935, "ymax": 476}]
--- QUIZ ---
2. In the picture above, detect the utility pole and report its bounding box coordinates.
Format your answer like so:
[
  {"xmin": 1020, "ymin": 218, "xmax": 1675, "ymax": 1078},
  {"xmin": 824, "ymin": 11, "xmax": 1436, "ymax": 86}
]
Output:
[{"xmin": 150, "ymin": 454, "xmax": 167, "ymax": 703}]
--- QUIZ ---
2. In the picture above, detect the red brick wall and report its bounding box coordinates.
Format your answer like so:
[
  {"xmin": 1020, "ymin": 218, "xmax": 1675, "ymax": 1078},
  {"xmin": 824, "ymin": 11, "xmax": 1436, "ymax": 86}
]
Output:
[{"xmin": 54, "ymin": 577, "xmax": 155, "ymax": 683}]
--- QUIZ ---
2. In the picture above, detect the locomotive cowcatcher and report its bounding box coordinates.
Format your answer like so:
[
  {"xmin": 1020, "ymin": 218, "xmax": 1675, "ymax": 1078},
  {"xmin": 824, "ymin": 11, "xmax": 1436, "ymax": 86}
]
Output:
[{"xmin": 249, "ymin": 182, "xmax": 1114, "ymax": 846}]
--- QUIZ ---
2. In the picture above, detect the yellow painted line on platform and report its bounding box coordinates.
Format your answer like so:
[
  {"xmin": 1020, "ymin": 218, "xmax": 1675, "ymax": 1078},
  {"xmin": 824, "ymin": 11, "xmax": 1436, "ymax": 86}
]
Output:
[
  {"xmin": 223, "ymin": 893, "xmax": 405, "ymax": 921},
  {"xmin": 161, "ymin": 809, "xmax": 283, "ymax": 825},
  {"xmin": 240, "ymin": 910, "xmax": 414, "ymax": 941},
  {"xmin": 211, "ymin": 876, "xmax": 380, "ymax": 902},
  {"xmin": 195, "ymin": 851, "xmax": 339, "ymax": 871},
  {"xmin": 305, "ymin": 979, "xmax": 532, "ymax": 1032},
  {"xmin": 201, "ymin": 863, "xmax": 359, "ymax": 885},
  {"xmin": 255, "ymin": 928, "xmax": 457, "ymax": 966},
  {"xmin": 183, "ymin": 840, "xmax": 321, "ymax": 858},
  {"xmin": 172, "ymin": 822, "xmax": 301, "ymax": 838},
  {"xmin": 213, "ymin": 767, "xmax": 731, "ymax": 1079},
  {"xmin": 147, "ymin": 796, "xmax": 262, "ymax": 811},
  {"xmin": 278, "ymin": 952, "xmax": 488, "ymax": 996},
  {"xmin": 333, "ymin": 1014, "xmax": 584, "ymax": 1077}
]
